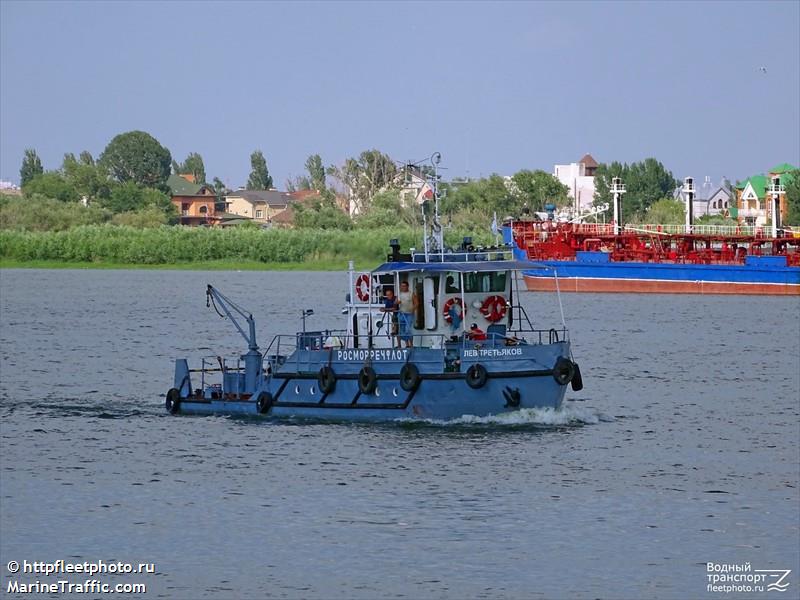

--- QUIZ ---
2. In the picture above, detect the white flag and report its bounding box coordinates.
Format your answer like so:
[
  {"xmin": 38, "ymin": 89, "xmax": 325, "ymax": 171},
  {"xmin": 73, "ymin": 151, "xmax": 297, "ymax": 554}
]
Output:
[{"xmin": 491, "ymin": 211, "xmax": 498, "ymax": 235}]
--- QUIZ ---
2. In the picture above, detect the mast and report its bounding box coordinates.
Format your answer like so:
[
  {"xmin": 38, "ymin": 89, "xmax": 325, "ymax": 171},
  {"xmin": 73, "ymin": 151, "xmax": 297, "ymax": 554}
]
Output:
[
  {"xmin": 682, "ymin": 176, "xmax": 695, "ymax": 234},
  {"xmin": 768, "ymin": 175, "xmax": 785, "ymax": 238},
  {"xmin": 611, "ymin": 176, "xmax": 626, "ymax": 235},
  {"xmin": 423, "ymin": 152, "xmax": 444, "ymax": 257}
]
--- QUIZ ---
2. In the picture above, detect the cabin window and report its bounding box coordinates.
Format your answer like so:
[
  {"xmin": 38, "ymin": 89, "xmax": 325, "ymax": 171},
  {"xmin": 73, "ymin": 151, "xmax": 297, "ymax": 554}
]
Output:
[
  {"xmin": 445, "ymin": 273, "xmax": 461, "ymax": 293},
  {"xmin": 199, "ymin": 205, "xmax": 208, "ymax": 214},
  {"xmin": 464, "ymin": 272, "xmax": 506, "ymax": 293},
  {"xmin": 255, "ymin": 210, "xmax": 263, "ymax": 219}
]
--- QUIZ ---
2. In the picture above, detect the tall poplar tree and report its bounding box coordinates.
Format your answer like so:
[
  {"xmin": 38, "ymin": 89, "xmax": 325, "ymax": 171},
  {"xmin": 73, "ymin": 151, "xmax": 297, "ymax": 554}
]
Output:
[{"xmin": 246, "ymin": 150, "xmax": 273, "ymax": 189}]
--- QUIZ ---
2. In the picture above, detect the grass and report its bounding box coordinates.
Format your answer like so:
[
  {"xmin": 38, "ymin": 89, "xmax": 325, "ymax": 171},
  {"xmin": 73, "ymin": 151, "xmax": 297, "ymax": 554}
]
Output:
[{"xmin": 0, "ymin": 258, "xmax": 373, "ymax": 271}]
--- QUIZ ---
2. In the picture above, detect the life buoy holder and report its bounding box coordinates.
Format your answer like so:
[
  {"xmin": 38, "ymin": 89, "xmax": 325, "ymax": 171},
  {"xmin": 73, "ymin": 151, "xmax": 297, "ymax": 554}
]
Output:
[
  {"xmin": 442, "ymin": 297, "xmax": 465, "ymax": 323},
  {"xmin": 399, "ymin": 363, "xmax": 421, "ymax": 392},
  {"xmin": 465, "ymin": 363, "xmax": 488, "ymax": 389},
  {"xmin": 256, "ymin": 391, "xmax": 274, "ymax": 414},
  {"xmin": 355, "ymin": 274, "xmax": 371, "ymax": 302},
  {"xmin": 358, "ymin": 366, "xmax": 378, "ymax": 394},
  {"xmin": 480, "ymin": 295, "xmax": 508, "ymax": 322},
  {"xmin": 318, "ymin": 366, "xmax": 336, "ymax": 394}
]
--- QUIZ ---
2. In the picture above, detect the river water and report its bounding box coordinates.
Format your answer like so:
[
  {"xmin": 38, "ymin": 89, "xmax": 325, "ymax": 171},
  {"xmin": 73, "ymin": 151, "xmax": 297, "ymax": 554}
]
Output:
[{"xmin": 1, "ymin": 269, "xmax": 798, "ymax": 599}]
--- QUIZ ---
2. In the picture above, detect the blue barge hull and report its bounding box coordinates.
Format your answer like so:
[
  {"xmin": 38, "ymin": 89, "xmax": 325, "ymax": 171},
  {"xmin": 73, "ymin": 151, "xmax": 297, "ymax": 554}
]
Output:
[{"xmin": 521, "ymin": 253, "xmax": 800, "ymax": 294}]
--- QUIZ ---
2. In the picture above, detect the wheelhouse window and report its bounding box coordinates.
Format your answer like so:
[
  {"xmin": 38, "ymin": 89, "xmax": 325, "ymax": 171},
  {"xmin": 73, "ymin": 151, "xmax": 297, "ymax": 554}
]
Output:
[
  {"xmin": 464, "ymin": 271, "xmax": 506, "ymax": 293},
  {"xmin": 199, "ymin": 205, "xmax": 208, "ymax": 214},
  {"xmin": 255, "ymin": 210, "xmax": 263, "ymax": 219}
]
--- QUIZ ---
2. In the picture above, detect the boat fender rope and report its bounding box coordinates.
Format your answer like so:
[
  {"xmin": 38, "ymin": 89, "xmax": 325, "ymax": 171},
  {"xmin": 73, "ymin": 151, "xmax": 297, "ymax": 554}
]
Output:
[
  {"xmin": 358, "ymin": 366, "xmax": 378, "ymax": 395},
  {"xmin": 256, "ymin": 391, "xmax": 274, "ymax": 414},
  {"xmin": 318, "ymin": 366, "xmax": 337, "ymax": 394},
  {"xmin": 552, "ymin": 357, "xmax": 575, "ymax": 386},
  {"xmin": 399, "ymin": 363, "xmax": 421, "ymax": 392},
  {"xmin": 465, "ymin": 363, "xmax": 488, "ymax": 389},
  {"xmin": 166, "ymin": 388, "xmax": 181, "ymax": 414},
  {"xmin": 480, "ymin": 295, "xmax": 508, "ymax": 322}
]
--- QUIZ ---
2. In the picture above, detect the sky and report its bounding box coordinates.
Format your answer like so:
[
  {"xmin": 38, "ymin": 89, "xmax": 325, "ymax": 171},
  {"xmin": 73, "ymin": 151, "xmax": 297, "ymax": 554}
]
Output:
[{"xmin": 1, "ymin": 0, "xmax": 798, "ymax": 189}]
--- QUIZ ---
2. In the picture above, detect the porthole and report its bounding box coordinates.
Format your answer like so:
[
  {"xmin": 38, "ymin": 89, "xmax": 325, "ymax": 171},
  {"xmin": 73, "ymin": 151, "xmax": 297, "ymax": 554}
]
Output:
[
  {"xmin": 310, "ymin": 385, "xmax": 316, "ymax": 395},
  {"xmin": 392, "ymin": 387, "xmax": 399, "ymax": 397},
  {"xmin": 375, "ymin": 386, "xmax": 381, "ymax": 397},
  {"xmin": 294, "ymin": 385, "xmax": 300, "ymax": 395}
]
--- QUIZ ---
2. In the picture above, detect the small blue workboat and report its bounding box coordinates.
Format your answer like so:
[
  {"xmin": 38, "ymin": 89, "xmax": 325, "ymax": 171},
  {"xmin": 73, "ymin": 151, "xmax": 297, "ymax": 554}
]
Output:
[{"xmin": 165, "ymin": 156, "xmax": 584, "ymax": 421}]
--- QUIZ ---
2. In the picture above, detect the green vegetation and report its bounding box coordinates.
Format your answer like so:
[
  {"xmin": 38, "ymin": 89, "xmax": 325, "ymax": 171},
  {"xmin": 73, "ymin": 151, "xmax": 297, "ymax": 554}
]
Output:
[
  {"xmin": 0, "ymin": 225, "xmax": 491, "ymax": 267},
  {"xmin": 593, "ymin": 158, "xmax": 678, "ymax": 222},
  {"xmin": 172, "ymin": 152, "xmax": 206, "ymax": 184},
  {"xmin": 99, "ymin": 131, "xmax": 172, "ymax": 189},
  {"xmin": 247, "ymin": 150, "xmax": 273, "ymax": 189},
  {"xmin": 786, "ymin": 169, "xmax": 800, "ymax": 225},
  {"xmin": 19, "ymin": 149, "xmax": 44, "ymax": 187}
]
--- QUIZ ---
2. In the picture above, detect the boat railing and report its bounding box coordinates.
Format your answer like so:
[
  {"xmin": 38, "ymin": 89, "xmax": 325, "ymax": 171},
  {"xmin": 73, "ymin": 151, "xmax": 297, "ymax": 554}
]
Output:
[
  {"xmin": 624, "ymin": 224, "xmax": 768, "ymax": 237},
  {"xmin": 183, "ymin": 355, "xmax": 247, "ymax": 398},
  {"xmin": 411, "ymin": 248, "xmax": 514, "ymax": 263}
]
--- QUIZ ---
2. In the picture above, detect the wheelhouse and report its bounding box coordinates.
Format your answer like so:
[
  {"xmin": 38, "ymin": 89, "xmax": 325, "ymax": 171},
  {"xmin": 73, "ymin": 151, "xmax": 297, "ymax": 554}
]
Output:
[{"xmin": 341, "ymin": 242, "xmax": 562, "ymax": 350}]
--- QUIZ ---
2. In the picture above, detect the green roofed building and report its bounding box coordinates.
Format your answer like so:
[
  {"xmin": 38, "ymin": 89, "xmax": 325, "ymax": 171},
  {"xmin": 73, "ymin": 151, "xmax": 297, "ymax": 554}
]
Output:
[{"xmin": 736, "ymin": 164, "xmax": 796, "ymax": 226}]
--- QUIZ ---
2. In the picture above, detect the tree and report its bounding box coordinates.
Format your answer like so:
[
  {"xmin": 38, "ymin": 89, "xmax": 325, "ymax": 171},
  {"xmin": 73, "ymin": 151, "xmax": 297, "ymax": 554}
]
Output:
[
  {"xmin": 246, "ymin": 150, "xmax": 273, "ymax": 189},
  {"xmin": 99, "ymin": 131, "xmax": 172, "ymax": 189},
  {"xmin": 103, "ymin": 181, "xmax": 174, "ymax": 215},
  {"xmin": 62, "ymin": 153, "xmax": 112, "ymax": 202},
  {"xmin": 305, "ymin": 154, "xmax": 326, "ymax": 191},
  {"xmin": 510, "ymin": 170, "xmax": 569, "ymax": 212},
  {"xmin": 174, "ymin": 152, "xmax": 206, "ymax": 183},
  {"xmin": 79, "ymin": 150, "xmax": 94, "ymax": 166},
  {"xmin": 328, "ymin": 149, "xmax": 397, "ymax": 213},
  {"xmin": 20, "ymin": 148, "xmax": 44, "ymax": 187},
  {"xmin": 293, "ymin": 191, "xmax": 352, "ymax": 230},
  {"xmin": 212, "ymin": 177, "xmax": 228, "ymax": 196},
  {"xmin": 785, "ymin": 170, "xmax": 800, "ymax": 225},
  {"xmin": 441, "ymin": 174, "xmax": 512, "ymax": 217},
  {"xmin": 594, "ymin": 158, "xmax": 678, "ymax": 222},
  {"xmin": 635, "ymin": 198, "xmax": 684, "ymax": 224},
  {"xmin": 22, "ymin": 172, "xmax": 80, "ymax": 203}
]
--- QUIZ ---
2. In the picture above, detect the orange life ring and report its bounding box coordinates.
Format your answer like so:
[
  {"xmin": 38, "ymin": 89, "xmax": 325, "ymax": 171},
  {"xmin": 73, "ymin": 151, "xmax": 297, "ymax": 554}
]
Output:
[
  {"xmin": 480, "ymin": 295, "xmax": 508, "ymax": 322},
  {"xmin": 442, "ymin": 297, "xmax": 465, "ymax": 323},
  {"xmin": 355, "ymin": 274, "xmax": 371, "ymax": 302}
]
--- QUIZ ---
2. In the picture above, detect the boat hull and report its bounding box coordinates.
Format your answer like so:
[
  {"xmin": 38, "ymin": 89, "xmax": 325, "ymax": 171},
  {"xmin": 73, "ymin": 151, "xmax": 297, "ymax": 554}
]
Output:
[
  {"xmin": 523, "ymin": 259, "xmax": 800, "ymax": 295},
  {"xmin": 169, "ymin": 342, "xmax": 574, "ymax": 422}
]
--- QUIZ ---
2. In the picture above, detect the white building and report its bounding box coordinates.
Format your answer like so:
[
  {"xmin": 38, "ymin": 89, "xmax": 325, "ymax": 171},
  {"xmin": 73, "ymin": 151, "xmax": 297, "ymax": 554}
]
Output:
[{"xmin": 553, "ymin": 154, "xmax": 598, "ymax": 212}]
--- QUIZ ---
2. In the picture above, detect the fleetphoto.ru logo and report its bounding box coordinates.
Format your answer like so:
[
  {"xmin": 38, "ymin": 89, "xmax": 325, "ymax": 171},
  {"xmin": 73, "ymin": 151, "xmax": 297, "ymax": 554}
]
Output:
[{"xmin": 707, "ymin": 562, "xmax": 792, "ymax": 594}]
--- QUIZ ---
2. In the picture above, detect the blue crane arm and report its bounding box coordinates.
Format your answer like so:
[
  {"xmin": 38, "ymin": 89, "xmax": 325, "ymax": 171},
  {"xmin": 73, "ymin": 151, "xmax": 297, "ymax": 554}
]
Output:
[{"xmin": 206, "ymin": 285, "xmax": 258, "ymax": 351}]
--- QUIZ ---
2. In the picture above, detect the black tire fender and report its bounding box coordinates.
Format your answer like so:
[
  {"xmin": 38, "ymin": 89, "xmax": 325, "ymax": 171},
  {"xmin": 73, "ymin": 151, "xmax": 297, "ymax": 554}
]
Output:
[
  {"xmin": 399, "ymin": 363, "xmax": 421, "ymax": 392},
  {"xmin": 318, "ymin": 366, "xmax": 336, "ymax": 394},
  {"xmin": 166, "ymin": 388, "xmax": 181, "ymax": 414},
  {"xmin": 465, "ymin": 363, "xmax": 488, "ymax": 389},
  {"xmin": 571, "ymin": 363, "xmax": 584, "ymax": 391},
  {"xmin": 358, "ymin": 366, "xmax": 378, "ymax": 395},
  {"xmin": 256, "ymin": 391, "xmax": 273, "ymax": 414},
  {"xmin": 552, "ymin": 357, "xmax": 575, "ymax": 386}
]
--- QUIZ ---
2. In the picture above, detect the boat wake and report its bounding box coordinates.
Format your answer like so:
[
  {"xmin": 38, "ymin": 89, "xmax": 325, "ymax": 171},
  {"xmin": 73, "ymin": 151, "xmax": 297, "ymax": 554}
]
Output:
[{"xmin": 399, "ymin": 401, "xmax": 611, "ymax": 428}]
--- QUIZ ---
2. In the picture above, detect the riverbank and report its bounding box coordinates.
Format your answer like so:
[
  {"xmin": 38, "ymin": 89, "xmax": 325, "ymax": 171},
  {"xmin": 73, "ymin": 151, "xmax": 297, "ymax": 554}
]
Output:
[{"xmin": 0, "ymin": 258, "xmax": 355, "ymax": 271}]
